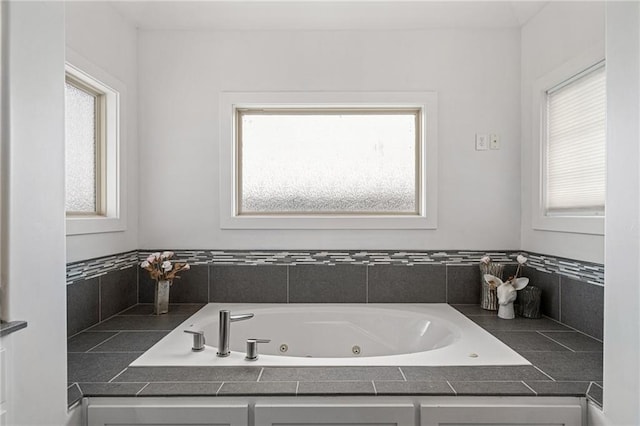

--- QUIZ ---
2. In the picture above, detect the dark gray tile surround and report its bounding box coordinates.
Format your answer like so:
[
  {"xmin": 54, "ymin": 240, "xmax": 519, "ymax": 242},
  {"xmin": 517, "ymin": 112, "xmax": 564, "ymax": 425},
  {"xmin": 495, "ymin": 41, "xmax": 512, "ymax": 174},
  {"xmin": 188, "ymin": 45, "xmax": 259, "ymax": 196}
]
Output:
[
  {"xmin": 67, "ymin": 303, "xmax": 604, "ymax": 408},
  {"xmin": 211, "ymin": 265, "xmax": 288, "ymax": 303},
  {"xmin": 67, "ymin": 250, "xmax": 605, "ymax": 345},
  {"xmin": 66, "ymin": 250, "xmax": 605, "ymax": 407},
  {"xmin": 0, "ymin": 320, "xmax": 28, "ymax": 337}
]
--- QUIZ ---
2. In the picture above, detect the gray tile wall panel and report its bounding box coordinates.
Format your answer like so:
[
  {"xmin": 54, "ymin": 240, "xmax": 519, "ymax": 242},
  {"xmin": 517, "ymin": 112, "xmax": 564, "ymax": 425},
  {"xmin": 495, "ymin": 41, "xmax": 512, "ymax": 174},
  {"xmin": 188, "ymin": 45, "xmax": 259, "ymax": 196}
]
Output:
[
  {"xmin": 560, "ymin": 276, "xmax": 604, "ymax": 339},
  {"xmin": 368, "ymin": 264, "xmax": 446, "ymax": 303},
  {"xmin": 522, "ymin": 266, "xmax": 561, "ymax": 321},
  {"xmin": 289, "ymin": 264, "xmax": 367, "ymax": 303},
  {"xmin": 67, "ymin": 277, "xmax": 100, "ymax": 336},
  {"xmin": 210, "ymin": 264, "xmax": 287, "ymax": 303},
  {"xmin": 100, "ymin": 266, "xmax": 137, "ymax": 320}
]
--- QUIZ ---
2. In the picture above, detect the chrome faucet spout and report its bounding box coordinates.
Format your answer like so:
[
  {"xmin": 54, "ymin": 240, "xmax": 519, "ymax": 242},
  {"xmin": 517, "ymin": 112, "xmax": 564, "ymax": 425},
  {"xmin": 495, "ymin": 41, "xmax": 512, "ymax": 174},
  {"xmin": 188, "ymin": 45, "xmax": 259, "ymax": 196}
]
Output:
[
  {"xmin": 217, "ymin": 310, "xmax": 254, "ymax": 357},
  {"xmin": 230, "ymin": 313, "xmax": 254, "ymax": 322}
]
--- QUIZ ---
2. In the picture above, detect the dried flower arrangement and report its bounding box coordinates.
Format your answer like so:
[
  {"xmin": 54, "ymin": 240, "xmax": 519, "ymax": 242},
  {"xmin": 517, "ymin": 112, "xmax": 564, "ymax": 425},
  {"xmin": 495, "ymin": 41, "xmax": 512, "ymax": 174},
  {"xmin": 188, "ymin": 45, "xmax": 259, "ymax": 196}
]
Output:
[
  {"xmin": 140, "ymin": 251, "xmax": 190, "ymax": 282},
  {"xmin": 480, "ymin": 254, "xmax": 528, "ymax": 289}
]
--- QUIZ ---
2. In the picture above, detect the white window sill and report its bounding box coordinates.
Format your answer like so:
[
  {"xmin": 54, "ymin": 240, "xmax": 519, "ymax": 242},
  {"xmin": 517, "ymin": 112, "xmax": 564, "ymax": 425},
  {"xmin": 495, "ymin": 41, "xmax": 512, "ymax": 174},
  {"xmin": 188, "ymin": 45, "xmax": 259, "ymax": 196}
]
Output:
[
  {"xmin": 532, "ymin": 214, "xmax": 604, "ymax": 235},
  {"xmin": 220, "ymin": 214, "xmax": 437, "ymax": 230},
  {"xmin": 66, "ymin": 215, "xmax": 126, "ymax": 236}
]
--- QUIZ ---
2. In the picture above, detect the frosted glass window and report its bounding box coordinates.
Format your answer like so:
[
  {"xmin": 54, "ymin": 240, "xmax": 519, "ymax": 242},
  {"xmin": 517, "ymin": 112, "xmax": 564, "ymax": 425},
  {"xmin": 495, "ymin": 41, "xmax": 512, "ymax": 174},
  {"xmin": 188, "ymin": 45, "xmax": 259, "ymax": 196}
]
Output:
[
  {"xmin": 545, "ymin": 62, "xmax": 606, "ymax": 215},
  {"xmin": 238, "ymin": 109, "xmax": 419, "ymax": 214},
  {"xmin": 65, "ymin": 80, "xmax": 99, "ymax": 214}
]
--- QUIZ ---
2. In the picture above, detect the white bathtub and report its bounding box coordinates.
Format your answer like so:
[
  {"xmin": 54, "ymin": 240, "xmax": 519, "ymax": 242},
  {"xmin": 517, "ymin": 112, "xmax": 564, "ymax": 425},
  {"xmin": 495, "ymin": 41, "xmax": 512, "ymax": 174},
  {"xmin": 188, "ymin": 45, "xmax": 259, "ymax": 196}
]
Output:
[{"xmin": 131, "ymin": 304, "xmax": 530, "ymax": 367}]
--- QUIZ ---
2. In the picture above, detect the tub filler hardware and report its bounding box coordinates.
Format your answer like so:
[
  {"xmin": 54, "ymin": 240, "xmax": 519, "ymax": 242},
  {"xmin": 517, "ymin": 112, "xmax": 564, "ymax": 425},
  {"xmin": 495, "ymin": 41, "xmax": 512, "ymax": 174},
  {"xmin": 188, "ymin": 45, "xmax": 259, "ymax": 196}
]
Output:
[
  {"xmin": 279, "ymin": 344, "xmax": 288, "ymax": 353},
  {"xmin": 183, "ymin": 330, "xmax": 205, "ymax": 352},
  {"xmin": 217, "ymin": 310, "xmax": 255, "ymax": 357},
  {"xmin": 352, "ymin": 345, "xmax": 361, "ymax": 355},
  {"xmin": 245, "ymin": 339, "xmax": 271, "ymax": 361}
]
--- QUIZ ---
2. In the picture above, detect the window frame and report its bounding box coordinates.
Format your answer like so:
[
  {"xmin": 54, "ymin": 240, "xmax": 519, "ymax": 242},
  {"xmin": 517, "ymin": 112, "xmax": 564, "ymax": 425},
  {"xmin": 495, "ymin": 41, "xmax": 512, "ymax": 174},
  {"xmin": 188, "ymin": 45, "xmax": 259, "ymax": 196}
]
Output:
[
  {"xmin": 65, "ymin": 73, "xmax": 106, "ymax": 216},
  {"xmin": 219, "ymin": 91, "xmax": 438, "ymax": 229},
  {"xmin": 65, "ymin": 48, "xmax": 126, "ymax": 236},
  {"xmin": 235, "ymin": 106, "xmax": 422, "ymax": 216},
  {"xmin": 531, "ymin": 44, "xmax": 605, "ymax": 235}
]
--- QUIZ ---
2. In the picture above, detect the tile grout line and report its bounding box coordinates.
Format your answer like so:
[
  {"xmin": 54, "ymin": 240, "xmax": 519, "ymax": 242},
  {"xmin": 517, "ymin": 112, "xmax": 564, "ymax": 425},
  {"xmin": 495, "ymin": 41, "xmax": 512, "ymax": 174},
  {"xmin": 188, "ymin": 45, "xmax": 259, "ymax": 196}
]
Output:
[
  {"xmin": 398, "ymin": 367, "xmax": 407, "ymax": 381},
  {"xmin": 445, "ymin": 265, "xmax": 448, "ymax": 303},
  {"xmin": 98, "ymin": 276, "xmax": 103, "ymax": 322},
  {"xmin": 365, "ymin": 266, "xmax": 369, "ymax": 303},
  {"xmin": 108, "ymin": 367, "xmax": 130, "ymax": 383},
  {"xmin": 532, "ymin": 365, "xmax": 556, "ymax": 382},
  {"xmin": 558, "ymin": 275, "xmax": 562, "ymax": 323},
  {"xmin": 135, "ymin": 383, "xmax": 150, "ymax": 396},
  {"xmin": 521, "ymin": 381, "xmax": 538, "ymax": 395},
  {"xmin": 540, "ymin": 314, "xmax": 603, "ymax": 343},
  {"xmin": 85, "ymin": 331, "xmax": 122, "ymax": 353},
  {"xmin": 136, "ymin": 261, "xmax": 140, "ymax": 304},
  {"xmin": 586, "ymin": 381, "xmax": 593, "ymax": 397},
  {"xmin": 536, "ymin": 331, "xmax": 576, "ymax": 352},
  {"xmin": 446, "ymin": 381, "xmax": 457, "ymax": 395}
]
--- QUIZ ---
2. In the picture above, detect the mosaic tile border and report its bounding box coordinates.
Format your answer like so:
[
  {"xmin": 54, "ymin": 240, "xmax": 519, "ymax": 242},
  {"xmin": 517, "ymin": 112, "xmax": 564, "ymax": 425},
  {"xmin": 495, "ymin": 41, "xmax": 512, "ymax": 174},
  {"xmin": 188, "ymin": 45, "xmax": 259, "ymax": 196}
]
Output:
[
  {"xmin": 526, "ymin": 253, "xmax": 605, "ymax": 287},
  {"xmin": 138, "ymin": 249, "xmax": 519, "ymax": 266},
  {"xmin": 67, "ymin": 249, "xmax": 605, "ymax": 286},
  {"xmin": 66, "ymin": 251, "xmax": 138, "ymax": 284}
]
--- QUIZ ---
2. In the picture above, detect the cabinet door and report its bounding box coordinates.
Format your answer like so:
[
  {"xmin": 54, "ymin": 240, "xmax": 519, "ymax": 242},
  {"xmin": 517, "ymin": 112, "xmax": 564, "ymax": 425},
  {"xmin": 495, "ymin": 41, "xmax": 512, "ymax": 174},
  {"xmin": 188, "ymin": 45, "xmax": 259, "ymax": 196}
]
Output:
[
  {"xmin": 421, "ymin": 403, "xmax": 582, "ymax": 426},
  {"xmin": 254, "ymin": 403, "xmax": 414, "ymax": 426},
  {"xmin": 87, "ymin": 403, "xmax": 248, "ymax": 426}
]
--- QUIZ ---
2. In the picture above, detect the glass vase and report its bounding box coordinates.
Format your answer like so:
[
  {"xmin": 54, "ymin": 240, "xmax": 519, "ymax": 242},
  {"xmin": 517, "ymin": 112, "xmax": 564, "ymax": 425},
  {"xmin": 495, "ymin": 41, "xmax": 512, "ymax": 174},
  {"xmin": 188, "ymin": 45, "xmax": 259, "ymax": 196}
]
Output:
[{"xmin": 154, "ymin": 280, "xmax": 171, "ymax": 315}]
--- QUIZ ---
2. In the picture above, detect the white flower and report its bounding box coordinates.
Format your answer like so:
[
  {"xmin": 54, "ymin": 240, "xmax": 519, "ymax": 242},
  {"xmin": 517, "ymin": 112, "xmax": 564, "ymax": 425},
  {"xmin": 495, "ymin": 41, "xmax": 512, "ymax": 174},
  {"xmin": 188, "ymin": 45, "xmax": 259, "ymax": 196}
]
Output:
[
  {"xmin": 182, "ymin": 263, "xmax": 190, "ymax": 270},
  {"xmin": 140, "ymin": 261, "xmax": 150, "ymax": 268},
  {"xmin": 146, "ymin": 254, "xmax": 156, "ymax": 263},
  {"xmin": 162, "ymin": 261, "xmax": 173, "ymax": 272},
  {"xmin": 517, "ymin": 254, "xmax": 528, "ymax": 265},
  {"xmin": 160, "ymin": 251, "xmax": 174, "ymax": 259},
  {"xmin": 480, "ymin": 256, "xmax": 491, "ymax": 264},
  {"xmin": 151, "ymin": 252, "xmax": 161, "ymax": 258}
]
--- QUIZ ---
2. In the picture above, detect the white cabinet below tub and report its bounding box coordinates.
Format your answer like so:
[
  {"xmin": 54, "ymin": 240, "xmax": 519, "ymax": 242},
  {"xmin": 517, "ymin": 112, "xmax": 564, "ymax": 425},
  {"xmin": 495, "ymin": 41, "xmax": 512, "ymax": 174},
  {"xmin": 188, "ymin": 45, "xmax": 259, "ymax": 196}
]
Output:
[
  {"xmin": 420, "ymin": 397, "xmax": 585, "ymax": 426},
  {"xmin": 86, "ymin": 398, "xmax": 247, "ymax": 426},
  {"xmin": 84, "ymin": 396, "xmax": 585, "ymax": 426},
  {"xmin": 254, "ymin": 402, "xmax": 415, "ymax": 426}
]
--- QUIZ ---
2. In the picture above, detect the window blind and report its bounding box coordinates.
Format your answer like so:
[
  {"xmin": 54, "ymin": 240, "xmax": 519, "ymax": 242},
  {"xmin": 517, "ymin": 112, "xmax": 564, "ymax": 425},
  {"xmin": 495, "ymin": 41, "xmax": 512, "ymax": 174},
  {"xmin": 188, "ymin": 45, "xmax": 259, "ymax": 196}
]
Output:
[{"xmin": 545, "ymin": 62, "xmax": 606, "ymax": 215}]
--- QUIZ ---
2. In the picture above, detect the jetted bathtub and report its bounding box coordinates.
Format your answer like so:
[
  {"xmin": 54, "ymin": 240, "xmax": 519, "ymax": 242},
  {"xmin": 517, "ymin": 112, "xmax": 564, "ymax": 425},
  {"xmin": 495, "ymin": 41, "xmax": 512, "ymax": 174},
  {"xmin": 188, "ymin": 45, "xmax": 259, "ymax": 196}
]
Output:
[{"xmin": 131, "ymin": 304, "xmax": 530, "ymax": 367}]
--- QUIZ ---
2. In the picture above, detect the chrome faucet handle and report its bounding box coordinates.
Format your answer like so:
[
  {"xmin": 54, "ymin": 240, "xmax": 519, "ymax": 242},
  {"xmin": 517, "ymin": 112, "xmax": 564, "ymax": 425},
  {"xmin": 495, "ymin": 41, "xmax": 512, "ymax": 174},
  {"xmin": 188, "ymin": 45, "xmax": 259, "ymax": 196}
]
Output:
[
  {"xmin": 245, "ymin": 338, "xmax": 271, "ymax": 361},
  {"xmin": 184, "ymin": 330, "xmax": 206, "ymax": 352}
]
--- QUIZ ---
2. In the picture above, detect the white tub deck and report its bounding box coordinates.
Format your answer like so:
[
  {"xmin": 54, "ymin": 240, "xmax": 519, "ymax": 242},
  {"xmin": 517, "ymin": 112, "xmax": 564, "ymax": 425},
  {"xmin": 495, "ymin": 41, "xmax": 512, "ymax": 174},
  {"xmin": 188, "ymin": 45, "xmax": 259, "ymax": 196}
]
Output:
[{"xmin": 131, "ymin": 304, "xmax": 530, "ymax": 367}]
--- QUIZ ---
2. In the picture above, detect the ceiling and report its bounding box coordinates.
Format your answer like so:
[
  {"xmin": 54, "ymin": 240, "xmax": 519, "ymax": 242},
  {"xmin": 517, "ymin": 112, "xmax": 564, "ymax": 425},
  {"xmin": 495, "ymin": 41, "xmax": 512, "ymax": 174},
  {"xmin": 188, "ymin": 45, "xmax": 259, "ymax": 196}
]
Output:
[{"xmin": 107, "ymin": 1, "xmax": 550, "ymax": 31}]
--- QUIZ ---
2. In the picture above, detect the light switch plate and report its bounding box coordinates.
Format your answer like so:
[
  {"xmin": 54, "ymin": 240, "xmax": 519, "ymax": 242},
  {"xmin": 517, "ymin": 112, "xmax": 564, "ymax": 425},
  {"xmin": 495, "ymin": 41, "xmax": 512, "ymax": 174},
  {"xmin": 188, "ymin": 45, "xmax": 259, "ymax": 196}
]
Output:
[{"xmin": 476, "ymin": 134, "xmax": 489, "ymax": 151}]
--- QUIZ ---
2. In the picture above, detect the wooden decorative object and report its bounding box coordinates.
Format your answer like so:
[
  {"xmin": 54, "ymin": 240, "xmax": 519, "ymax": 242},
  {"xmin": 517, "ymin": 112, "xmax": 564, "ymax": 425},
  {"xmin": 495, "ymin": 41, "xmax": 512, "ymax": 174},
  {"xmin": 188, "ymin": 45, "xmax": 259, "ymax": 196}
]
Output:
[{"xmin": 479, "ymin": 263, "xmax": 504, "ymax": 311}]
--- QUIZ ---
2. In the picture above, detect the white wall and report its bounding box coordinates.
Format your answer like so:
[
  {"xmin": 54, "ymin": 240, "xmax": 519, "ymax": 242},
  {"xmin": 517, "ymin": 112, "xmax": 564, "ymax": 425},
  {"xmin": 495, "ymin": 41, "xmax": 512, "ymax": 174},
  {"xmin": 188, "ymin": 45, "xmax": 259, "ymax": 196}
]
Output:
[
  {"xmin": 138, "ymin": 29, "xmax": 521, "ymax": 250},
  {"xmin": 603, "ymin": 2, "xmax": 640, "ymax": 424},
  {"xmin": 520, "ymin": 2, "xmax": 605, "ymax": 263},
  {"xmin": 0, "ymin": 1, "xmax": 68, "ymax": 424},
  {"xmin": 65, "ymin": 1, "xmax": 138, "ymax": 263}
]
